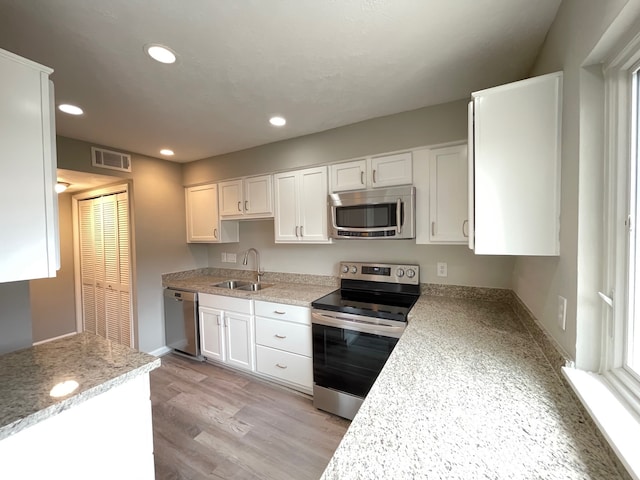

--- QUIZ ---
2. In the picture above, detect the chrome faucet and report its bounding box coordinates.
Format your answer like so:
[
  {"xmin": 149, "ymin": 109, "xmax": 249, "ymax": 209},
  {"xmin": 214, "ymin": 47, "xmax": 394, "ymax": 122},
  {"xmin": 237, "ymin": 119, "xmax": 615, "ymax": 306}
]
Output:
[{"xmin": 242, "ymin": 248, "xmax": 263, "ymax": 283}]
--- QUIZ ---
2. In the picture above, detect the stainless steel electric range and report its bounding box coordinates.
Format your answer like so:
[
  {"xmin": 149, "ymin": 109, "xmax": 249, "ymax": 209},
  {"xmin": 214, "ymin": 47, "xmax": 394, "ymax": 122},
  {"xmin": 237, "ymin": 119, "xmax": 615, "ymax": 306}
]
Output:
[{"xmin": 311, "ymin": 261, "xmax": 420, "ymax": 420}]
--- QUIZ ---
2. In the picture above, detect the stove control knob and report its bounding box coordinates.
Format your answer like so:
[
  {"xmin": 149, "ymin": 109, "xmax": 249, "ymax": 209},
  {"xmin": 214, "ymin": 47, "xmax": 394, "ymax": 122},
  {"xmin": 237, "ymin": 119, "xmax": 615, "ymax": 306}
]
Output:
[
  {"xmin": 350, "ymin": 266, "xmax": 358, "ymax": 274},
  {"xmin": 396, "ymin": 268, "xmax": 405, "ymax": 278},
  {"xmin": 342, "ymin": 265, "xmax": 349, "ymax": 274},
  {"xmin": 406, "ymin": 269, "xmax": 416, "ymax": 279}
]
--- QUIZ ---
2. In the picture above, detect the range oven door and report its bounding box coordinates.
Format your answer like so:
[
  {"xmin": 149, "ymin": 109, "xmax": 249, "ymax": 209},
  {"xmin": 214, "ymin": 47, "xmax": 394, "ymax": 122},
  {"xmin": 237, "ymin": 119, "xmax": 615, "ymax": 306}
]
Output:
[{"xmin": 311, "ymin": 311, "xmax": 403, "ymax": 399}]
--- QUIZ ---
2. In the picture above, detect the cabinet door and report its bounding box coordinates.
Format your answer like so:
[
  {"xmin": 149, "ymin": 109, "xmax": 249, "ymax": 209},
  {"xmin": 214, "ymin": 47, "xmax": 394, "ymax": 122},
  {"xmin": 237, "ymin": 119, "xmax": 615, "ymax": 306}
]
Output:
[
  {"xmin": 371, "ymin": 152, "xmax": 412, "ymax": 188},
  {"xmin": 472, "ymin": 72, "xmax": 561, "ymax": 255},
  {"xmin": 298, "ymin": 166, "xmax": 330, "ymax": 243},
  {"xmin": 185, "ymin": 184, "xmax": 219, "ymax": 242},
  {"xmin": 244, "ymin": 174, "xmax": 273, "ymax": 217},
  {"xmin": 199, "ymin": 307, "xmax": 225, "ymax": 362},
  {"xmin": 330, "ymin": 159, "xmax": 366, "ymax": 192},
  {"xmin": 0, "ymin": 49, "xmax": 57, "ymax": 283},
  {"xmin": 274, "ymin": 171, "xmax": 299, "ymax": 242},
  {"xmin": 218, "ymin": 180, "xmax": 243, "ymax": 218},
  {"xmin": 429, "ymin": 144, "xmax": 468, "ymax": 243},
  {"xmin": 224, "ymin": 312, "xmax": 253, "ymax": 371}
]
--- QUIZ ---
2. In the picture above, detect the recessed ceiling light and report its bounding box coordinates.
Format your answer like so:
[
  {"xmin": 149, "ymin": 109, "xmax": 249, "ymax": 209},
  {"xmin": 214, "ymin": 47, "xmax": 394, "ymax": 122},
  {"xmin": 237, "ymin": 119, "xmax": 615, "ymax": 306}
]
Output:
[
  {"xmin": 269, "ymin": 116, "xmax": 286, "ymax": 127},
  {"xmin": 58, "ymin": 104, "xmax": 83, "ymax": 115},
  {"xmin": 145, "ymin": 44, "xmax": 177, "ymax": 64},
  {"xmin": 160, "ymin": 149, "xmax": 174, "ymax": 156}
]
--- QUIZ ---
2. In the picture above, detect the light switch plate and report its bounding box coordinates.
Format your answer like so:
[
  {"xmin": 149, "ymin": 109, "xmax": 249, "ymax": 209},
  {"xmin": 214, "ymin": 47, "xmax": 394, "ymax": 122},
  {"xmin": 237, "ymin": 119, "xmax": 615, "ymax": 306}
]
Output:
[
  {"xmin": 558, "ymin": 295, "xmax": 567, "ymax": 331},
  {"xmin": 221, "ymin": 252, "xmax": 227, "ymax": 263},
  {"xmin": 227, "ymin": 253, "xmax": 237, "ymax": 263}
]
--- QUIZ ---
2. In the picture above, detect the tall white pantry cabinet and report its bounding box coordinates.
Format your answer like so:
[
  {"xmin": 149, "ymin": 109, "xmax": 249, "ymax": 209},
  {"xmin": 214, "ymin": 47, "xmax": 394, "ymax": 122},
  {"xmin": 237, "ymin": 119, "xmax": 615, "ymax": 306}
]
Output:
[
  {"xmin": 0, "ymin": 48, "xmax": 59, "ymax": 283},
  {"xmin": 469, "ymin": 71, "xmax": 562, "ymax": 256}
]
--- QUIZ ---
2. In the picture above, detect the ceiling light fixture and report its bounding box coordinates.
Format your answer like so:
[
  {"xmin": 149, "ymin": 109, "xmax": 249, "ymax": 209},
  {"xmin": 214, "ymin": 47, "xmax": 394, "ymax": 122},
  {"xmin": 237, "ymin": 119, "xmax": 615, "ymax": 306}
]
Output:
[
  {"xmin": 269, "ymin": 116, "xmax": 286, "ymax": 127},
  {"xmin": 145, "ymin": 44, "xmax": 177, "ymax": 64},
  {"xmin": 58, "ymin": 104, "xmax": 84, "ymax": 115},
  {"xmin": 160, "ymin": 149, "xmax": 174, "ymax": 156},
  {"xmin": 55, "ymin": 182, "xmax": 70, "ymax": 194}
]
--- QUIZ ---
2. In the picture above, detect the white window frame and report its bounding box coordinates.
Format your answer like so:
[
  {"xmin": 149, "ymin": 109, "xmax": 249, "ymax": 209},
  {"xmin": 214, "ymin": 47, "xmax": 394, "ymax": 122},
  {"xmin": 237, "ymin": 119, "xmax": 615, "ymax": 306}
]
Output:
[{"xmin": 601, "ymin": 32, "xmax": 640, "ymax": 416}]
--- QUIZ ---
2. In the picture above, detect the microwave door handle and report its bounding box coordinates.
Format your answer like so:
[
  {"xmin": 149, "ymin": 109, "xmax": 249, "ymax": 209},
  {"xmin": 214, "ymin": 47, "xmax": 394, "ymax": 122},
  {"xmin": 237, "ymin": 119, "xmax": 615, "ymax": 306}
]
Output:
[{"xmin": 396, "ymin": 198, "xmax": 402, "ymax": 234}]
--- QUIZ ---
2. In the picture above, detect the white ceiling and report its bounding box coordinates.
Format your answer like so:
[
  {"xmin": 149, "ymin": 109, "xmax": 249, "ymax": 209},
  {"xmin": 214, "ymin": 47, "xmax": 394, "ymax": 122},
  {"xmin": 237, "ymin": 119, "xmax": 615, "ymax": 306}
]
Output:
[{"xmin": 0, "ymin": 0, "xmax": 561, "ymax": 163}]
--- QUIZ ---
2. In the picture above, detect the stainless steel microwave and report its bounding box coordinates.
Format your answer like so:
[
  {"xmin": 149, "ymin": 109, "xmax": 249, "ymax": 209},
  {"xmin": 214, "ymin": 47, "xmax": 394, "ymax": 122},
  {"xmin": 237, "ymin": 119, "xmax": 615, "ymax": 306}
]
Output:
[{"xmin": 329, "ymin": 186, "xmax": 415, "ymax": 239}]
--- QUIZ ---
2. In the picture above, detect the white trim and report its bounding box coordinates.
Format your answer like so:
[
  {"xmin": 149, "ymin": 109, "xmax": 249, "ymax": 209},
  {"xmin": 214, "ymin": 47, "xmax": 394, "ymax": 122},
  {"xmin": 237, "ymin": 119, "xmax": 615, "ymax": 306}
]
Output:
[
  {"xmin": 563, "ymin": 367, "xmax": 640, "ymax": 480},
  {"xmin": 32, "ymin": 331, "xmax": 77, "ymax": 346},
  {"xmin": 148, "ymin": 346, "xmax": 172, "ymax": 357}
]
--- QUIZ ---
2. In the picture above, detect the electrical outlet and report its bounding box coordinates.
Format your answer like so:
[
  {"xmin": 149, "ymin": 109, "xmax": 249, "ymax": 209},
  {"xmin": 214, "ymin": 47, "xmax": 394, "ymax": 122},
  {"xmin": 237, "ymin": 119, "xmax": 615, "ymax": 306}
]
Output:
[
  {"xmin": 221, "ymin": 252, "xmax": 227, "ymax": 263},
  {"xmin": 558, "ymin": 295, "xmax": 567, "ymax": 331},
  {"xmin": 227, "ymin": 253, "xmax": 237, "ymax": 263},
  {"xmin": 437, "ymin": 262, "xmax": 448, "ymax": 277}
]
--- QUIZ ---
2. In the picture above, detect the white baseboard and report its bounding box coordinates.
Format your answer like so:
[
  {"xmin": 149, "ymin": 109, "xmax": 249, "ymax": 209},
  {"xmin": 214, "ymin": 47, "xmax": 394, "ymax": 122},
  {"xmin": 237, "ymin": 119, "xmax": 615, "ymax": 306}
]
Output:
[
  {"xmin": 32, "ymin": 331, "xmax": 77, "ymax": 346},
  {"xmin": 148, "ymin": 346, "xmax": 172, "ymax": 357}
]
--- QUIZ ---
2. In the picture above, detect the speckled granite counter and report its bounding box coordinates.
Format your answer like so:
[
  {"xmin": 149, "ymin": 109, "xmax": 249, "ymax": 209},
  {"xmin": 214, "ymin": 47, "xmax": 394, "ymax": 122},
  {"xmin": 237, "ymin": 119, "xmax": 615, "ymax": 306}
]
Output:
[
  {"xmin": 162, "ymin": 268, "xmax": 338, "ymax": 307},
  {"xmin": 321, "ymin": 296, "xmax": 622, "ymax": 479},
  {"xmin": 0, "ymin": 332, "xmax": 160, "ymax": 440}
]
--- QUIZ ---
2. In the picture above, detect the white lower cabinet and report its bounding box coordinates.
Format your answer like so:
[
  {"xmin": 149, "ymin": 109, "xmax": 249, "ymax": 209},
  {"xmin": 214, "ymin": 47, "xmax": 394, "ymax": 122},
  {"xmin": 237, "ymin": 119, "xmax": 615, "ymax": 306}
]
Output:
[
  {"xmin": 199, "ymin": 293, "xmax": 254, "ymax": 372},
  {"xmin": 254, "ymin": 300, "xmax": 312, "ymax": 394}
]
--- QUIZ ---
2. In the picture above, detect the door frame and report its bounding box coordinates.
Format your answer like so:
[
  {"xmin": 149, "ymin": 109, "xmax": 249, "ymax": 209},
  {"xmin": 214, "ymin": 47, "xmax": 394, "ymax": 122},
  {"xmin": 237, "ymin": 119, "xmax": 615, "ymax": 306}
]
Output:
[{"xmin": 71, "ymin": 182, "xmax": 138, "ymax": 348}]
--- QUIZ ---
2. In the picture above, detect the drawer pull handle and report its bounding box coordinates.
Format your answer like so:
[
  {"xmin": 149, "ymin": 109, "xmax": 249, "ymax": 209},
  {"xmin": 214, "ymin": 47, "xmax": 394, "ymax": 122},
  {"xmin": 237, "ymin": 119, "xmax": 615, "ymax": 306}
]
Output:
[
  {"xmin": 274, "ymin": 310, "xmax": 286, "ymax": 315},
  {"xmin": 274, "ymin": 334, "xmax": 287, "ymax": 339},
  {"xmin": 276, "ymin": 363, "xmax": 288, "ymax": 369}
]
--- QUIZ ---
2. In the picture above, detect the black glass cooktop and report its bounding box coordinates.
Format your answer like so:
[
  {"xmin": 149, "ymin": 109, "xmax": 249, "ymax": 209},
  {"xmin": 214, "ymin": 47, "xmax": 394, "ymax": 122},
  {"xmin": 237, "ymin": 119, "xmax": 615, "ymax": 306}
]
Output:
[{"xmin": 311, "ymin": 288, "xmax": 418, "ymax": 322}]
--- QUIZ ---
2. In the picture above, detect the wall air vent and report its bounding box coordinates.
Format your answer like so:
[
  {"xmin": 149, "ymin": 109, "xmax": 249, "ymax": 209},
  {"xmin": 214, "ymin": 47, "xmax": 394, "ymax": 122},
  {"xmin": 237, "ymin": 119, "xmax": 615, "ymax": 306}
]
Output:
[{"xmin": 91, "ymin": 147, "xmax": 132, "ymax": 172}]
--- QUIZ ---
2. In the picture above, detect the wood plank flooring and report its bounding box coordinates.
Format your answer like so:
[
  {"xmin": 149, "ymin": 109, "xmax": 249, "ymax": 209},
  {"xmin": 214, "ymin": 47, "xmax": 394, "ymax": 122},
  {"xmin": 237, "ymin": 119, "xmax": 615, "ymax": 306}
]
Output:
[{"xmin": 150, "ymin": 354, "xmax": 350, "ymax": 480}]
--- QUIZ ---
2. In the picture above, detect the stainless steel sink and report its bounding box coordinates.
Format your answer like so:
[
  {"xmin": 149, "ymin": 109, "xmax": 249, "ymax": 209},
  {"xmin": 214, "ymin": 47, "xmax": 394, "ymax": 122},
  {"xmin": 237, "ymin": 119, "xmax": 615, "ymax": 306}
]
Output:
[
  {"xmin": 212, "ymin": 279, "xmax": 251, "ymax": 289},
  {"xmin": 236, "ymin": 282, "xmax": 272, "ymax": 292}
]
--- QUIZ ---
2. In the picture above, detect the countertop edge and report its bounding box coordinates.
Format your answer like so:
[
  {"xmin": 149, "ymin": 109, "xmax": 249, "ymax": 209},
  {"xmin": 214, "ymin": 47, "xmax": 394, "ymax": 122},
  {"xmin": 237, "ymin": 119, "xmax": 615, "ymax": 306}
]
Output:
[{"xmin": 0, "ymin": 355, "xmax": 160, "ymax": 441}]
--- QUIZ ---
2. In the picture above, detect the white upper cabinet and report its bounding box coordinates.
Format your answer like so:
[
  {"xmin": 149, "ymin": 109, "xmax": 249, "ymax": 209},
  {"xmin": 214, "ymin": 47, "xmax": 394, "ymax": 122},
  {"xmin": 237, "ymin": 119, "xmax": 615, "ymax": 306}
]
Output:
[
  {"xmin": 185, "ymin": 183, "xmax": 239, "ymax": 243},
  {"xmin": 469, "ymin": 72, "xmax": 562, "ymax": 256},
  {"xmin": 370, "ymin": 152, "xmax": 413, "ymax": 188},
  {"xmin": 219, "ymin": 174, "xmax": 273, "ymax": 219},
  {"xmin": 274, "ymin": 166, "xmax": 330, "ymax": 243},
  {"xmin": 330, "ymin": 152, "xmax": 412, "ymax": 192},
  {"xmin": 429, "ymin": 144, "xmax": 469, "ymax": 243},
  {"xmin": 0, "ymin": 48, "xmax": 59, "ymax": 283},
  {"xmin": 415, "ymin": 144, "xmax": 468, "ymax": 245}
]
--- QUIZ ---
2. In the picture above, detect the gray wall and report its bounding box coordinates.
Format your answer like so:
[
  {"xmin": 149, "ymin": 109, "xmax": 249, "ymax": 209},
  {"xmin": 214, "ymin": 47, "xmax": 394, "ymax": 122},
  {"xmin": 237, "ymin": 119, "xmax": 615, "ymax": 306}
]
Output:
[
  {"xmin": 0, "ymin": 281, "xmax": 32, "ymax": 354},
  {"xmin": 185, "ymin": 100, "xmax": 470, "ymax": 184},
  {"xmin": 512, "ymin": 0, "xmax": 629, "ymax": 366},
  {"xmin": 30, "ymin": 192, "xmax": 76, "ymax": 342},
  {"xmin": 46, "ymin": 136, "xmax": 208, "ymax": 353},
  {"xmin": 184, "ymin": 99, "xmax": 515, "ymax": 288}
]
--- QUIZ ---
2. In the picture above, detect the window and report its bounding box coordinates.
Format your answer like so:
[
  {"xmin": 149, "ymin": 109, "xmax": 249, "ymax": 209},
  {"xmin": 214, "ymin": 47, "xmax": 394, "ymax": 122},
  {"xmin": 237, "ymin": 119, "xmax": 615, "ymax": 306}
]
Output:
[{"xmin": 601, "ymin": 38, "xmax": 640, "ymax": 413}]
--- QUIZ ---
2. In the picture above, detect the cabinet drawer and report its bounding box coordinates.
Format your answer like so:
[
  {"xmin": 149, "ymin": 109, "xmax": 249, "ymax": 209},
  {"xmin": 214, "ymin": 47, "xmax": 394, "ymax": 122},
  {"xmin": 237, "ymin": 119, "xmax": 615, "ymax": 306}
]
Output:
[
  {"xmin": 254, "ymin": 300, "xmax": 310, "ymax": 325},
  {"xmin": 255, "ymin": 345, "xmax": 312, "ymax": 389},
  {"xmin": 255, "ymin": 317, "xmax": 311, "ymax": 357},
  {"xmin": 199, "ymin": 293, "xmax": 252, "ymax": 314}
]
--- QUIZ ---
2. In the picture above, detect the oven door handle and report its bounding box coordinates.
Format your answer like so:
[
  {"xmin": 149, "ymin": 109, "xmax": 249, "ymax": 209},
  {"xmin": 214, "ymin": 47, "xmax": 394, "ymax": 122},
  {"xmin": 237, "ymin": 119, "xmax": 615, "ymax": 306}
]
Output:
[{"xmin": 311, "ymin": 312, "xmax": 405, "ymax": 338}]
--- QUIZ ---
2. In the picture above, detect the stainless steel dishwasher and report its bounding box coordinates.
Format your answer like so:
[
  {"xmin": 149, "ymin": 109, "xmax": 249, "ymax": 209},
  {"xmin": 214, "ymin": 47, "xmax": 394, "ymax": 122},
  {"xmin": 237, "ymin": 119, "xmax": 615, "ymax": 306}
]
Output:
[{"xmin": 163, "ymin": 288, "xmax": 201, "ymax": 358}]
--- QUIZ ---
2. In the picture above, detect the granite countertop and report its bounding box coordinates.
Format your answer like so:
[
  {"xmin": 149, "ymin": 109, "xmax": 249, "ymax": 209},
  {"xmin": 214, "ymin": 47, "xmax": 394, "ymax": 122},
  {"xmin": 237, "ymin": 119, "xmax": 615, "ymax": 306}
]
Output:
[
  {"xmin": 0, "ymin": 332, "xmax": 160, "ymax": 440},
  {"xmin": 321, "ymin": 296, "xmax": 622, "ymax": 479},
  {"xmin": 162, "ymin": 270, "xmax": 338, "ymax": 307}
]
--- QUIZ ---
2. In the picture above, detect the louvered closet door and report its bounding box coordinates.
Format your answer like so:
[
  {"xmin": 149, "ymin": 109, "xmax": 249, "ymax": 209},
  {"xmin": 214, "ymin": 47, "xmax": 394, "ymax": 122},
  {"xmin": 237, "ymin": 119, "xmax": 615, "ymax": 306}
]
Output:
[
  {"xmin": 79, "ymin": 200, "xmax": 97, "ymax": 335},
  {"xmin": 79, "ymin": 192, "xmax": 133, "ymax": 347}
]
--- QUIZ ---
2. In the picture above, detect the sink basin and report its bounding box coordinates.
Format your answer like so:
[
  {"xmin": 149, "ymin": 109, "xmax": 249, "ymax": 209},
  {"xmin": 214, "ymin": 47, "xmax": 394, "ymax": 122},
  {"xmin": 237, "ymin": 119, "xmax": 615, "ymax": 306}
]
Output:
[
  {"xmin": 212, "ymin": 280, "xmax": 251, "ymax": 289},
  {"xmin": 236, "ymin": 282, "xmax": 272, "ymax": 292}
]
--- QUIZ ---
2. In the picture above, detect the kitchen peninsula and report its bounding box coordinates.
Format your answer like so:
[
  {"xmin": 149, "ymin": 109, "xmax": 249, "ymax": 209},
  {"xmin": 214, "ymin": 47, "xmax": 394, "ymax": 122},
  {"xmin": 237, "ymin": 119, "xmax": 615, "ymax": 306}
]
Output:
[{"xmin": 0, "ymin": 333, "xmax": 160, "ymax": 479}]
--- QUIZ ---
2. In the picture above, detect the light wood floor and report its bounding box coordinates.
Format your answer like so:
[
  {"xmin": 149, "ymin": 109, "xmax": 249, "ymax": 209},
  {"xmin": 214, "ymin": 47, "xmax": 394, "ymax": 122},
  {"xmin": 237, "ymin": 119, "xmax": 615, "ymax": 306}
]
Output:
[{"xmin": 150, "ymin": 354, "xmax": 350, "ymax": 480}]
